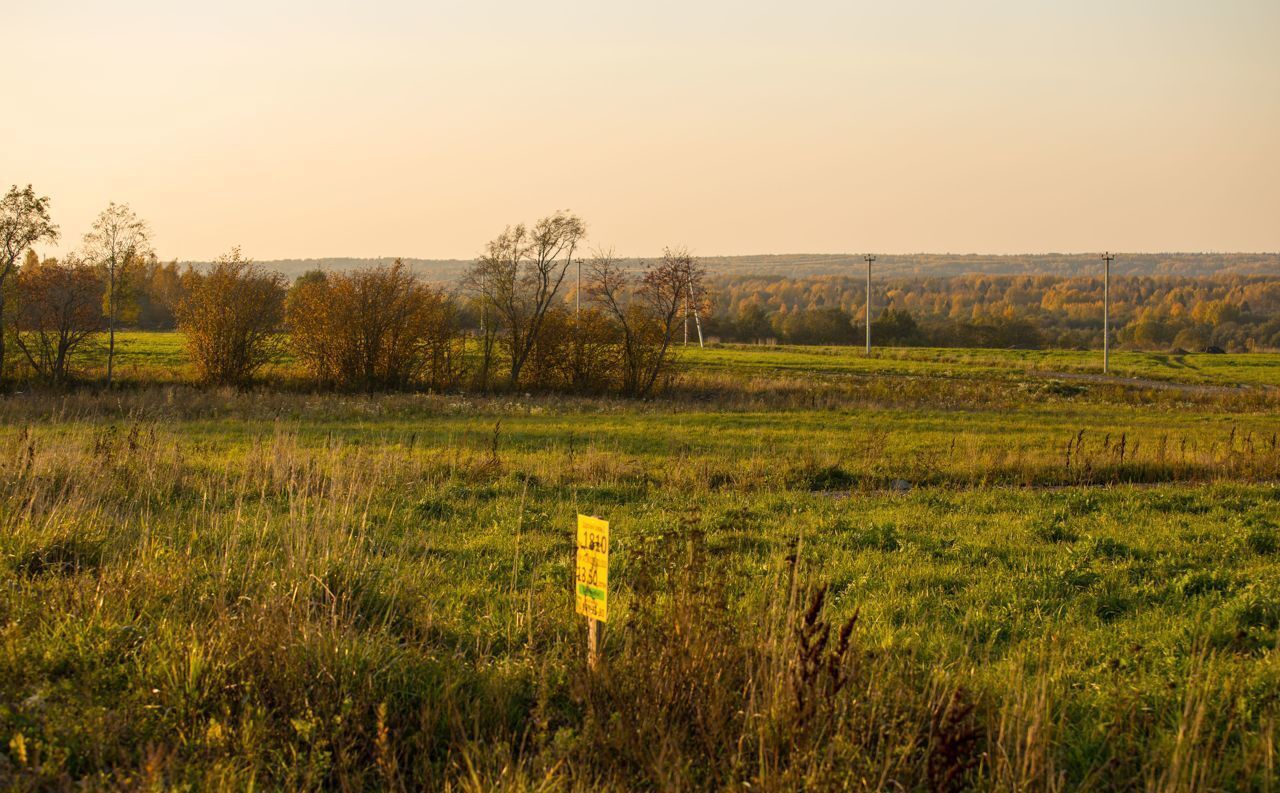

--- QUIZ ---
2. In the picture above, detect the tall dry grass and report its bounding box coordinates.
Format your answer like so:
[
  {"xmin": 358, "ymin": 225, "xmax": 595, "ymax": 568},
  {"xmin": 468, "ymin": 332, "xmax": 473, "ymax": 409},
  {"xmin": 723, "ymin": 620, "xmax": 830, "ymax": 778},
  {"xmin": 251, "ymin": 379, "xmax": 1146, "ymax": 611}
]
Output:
[{"xmin": 0, "ymin": 391, "xmax": 1276, "ymax": 789}]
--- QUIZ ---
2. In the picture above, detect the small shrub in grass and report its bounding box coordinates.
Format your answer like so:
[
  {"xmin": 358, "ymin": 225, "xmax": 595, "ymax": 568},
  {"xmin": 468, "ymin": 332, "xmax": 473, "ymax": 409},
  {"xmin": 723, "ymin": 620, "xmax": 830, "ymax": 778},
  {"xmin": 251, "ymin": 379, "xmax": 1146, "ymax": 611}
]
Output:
[
  {"xmin": 1093, "ymin": 577, "xmax": 1134, "ymax": 622},
  {"xmin": 792, "ymin": 463, "xmax": 855, "ymax": 491},
  {"xmin": 1176, "ymin": 569, "xmax": 1234, "ymax": 597},
  {"xmin": 706, "ymin": 470, "xmax": 735, "ymax": 490},
  {"xmin": 1235, "ymin": 587, "xmax": 1280, "ymax": 632},
  {"xmin": 829, "ymin": 517, "xmax": 902, "ymax": 551},
  {"xmin": 1033, "ymin": 513, "xmax": 1078, "ymax": 544},
  {"xmin": 1245, "ymin": 524, "xmax": 1279, "ymax": 556},
  {"xmin": 1148, "ymin": 491, "xmax": 1211, "ymax": 514},
  {"xmin": 857, "ymin": 522, "xmax": 901, "ymax": 551},
  {"xmin": 1208, "ymin": 583, "xmax": 1280, "ymax": 654},
  {"xmin": 710, "ymin": 504, "xmax": 764, "ymax": 532},
  {"xmin": 1057, "ymin": 558, "xmax": 1100, "ymax": 592},
  {"xmin": 1040, "ymin": 380, "xmax": 1088, "ymax": 398},
  {"xmin": 16, "ymin": 537, "xmax": 103, "ymax": 576},
  {"xmin": 414, "ymin": 497, "xmax": 452, "ymax": 520},
  {"xmin": 1061, "ymin": 491, "xmax": 1101, "ymax": 516},
  {"xmin": 1087, "ymin": 535, "xmax": 1137, "ymax": 560}
]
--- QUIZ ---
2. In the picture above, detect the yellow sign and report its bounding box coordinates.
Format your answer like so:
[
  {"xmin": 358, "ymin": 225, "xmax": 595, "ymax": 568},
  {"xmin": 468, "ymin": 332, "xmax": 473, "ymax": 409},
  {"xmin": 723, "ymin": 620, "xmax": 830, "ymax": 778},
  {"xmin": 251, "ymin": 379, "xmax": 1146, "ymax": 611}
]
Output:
[{"xmin": 575, "ymin": 514, "xmax": 608, "ymax": 622}]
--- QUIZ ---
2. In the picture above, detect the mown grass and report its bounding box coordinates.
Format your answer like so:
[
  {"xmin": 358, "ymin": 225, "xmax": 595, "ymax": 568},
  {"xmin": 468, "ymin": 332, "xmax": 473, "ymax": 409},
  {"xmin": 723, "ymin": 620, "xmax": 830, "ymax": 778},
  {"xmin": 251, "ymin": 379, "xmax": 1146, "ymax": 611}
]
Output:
[{"xmin": 2, "ymin": 337, "xmax": 1279, "ymax": 789}]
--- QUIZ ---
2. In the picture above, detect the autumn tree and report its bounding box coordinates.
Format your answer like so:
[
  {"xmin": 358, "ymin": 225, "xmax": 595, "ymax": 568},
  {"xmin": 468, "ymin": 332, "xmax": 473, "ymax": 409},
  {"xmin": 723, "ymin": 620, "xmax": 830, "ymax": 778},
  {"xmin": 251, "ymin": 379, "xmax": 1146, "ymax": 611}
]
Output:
[
  {"xmin": 0, "ymin": 185, "xmax": 59, "ymax": 377},
  {"xmin": 465, "ymin": 211, "xmax": 586, "ymax": 387},
  {"xmin": 83, "ymin": 202, "xmax": 151, "ymax": 385},
  {"xmin": 522, "ymin": 305, "xmax": 621, "ymax": 392},
  {"xmin": 287, "ymin": 261, "xmax": 463, "ymax": 390},
  {"xmin": 589, "ymin": 247, "xmax": 707, "ymax": 397},
  {"xmin": 10, "ymin": 256, "xmax": 104, "ymax": 384},
  {"xmin": 175, "ymin": 248, "xmax": 286, "ymax": 386},
  {"xmin": 134, "ymin": 259, "xmax": 186, "ymax": 329}
]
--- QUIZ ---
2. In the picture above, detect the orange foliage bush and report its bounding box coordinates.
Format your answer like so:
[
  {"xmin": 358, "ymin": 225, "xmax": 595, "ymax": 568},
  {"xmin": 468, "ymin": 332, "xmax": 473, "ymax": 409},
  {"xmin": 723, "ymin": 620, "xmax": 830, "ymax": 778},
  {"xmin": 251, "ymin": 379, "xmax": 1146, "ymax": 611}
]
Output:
[
  {"xmin": 175, "ymin": 248, "xmax": 285, "ymax": 386},
  {"xmin": 287, "ymin": 260, "xmax": 464, "ymax": 390}
]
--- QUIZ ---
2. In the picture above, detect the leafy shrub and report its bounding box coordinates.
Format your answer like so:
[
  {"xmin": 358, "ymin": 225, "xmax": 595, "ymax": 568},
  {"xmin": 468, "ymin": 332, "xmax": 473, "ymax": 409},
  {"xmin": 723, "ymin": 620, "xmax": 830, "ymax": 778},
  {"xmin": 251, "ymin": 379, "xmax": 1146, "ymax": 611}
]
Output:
[
  {"xmin": 521, "ymin": 306, "xmax": 620, "ymax": 392},
  {"xmin": 11, "ymin": 256, "xmax": 104, "ymax": 384},
  {"xmin": 176, "ymin": 248, "xmax": 285, "ymax": 386},
  {"xmin": 287, "ymin": 261, "xmax": 464, "ymax": 390}
]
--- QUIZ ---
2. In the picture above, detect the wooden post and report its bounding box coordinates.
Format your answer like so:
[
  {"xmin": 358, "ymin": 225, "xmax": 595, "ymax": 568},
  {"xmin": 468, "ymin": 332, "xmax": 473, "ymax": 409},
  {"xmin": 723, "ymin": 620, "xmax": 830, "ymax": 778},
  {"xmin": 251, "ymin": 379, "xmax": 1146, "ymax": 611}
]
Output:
[
  {"xmin": 587, "ymin": 618, "xmax": 600, "ymax": 671},
  {"xmin": 576, "ymin": 514, "xmax": 609, "ymax": 671}
]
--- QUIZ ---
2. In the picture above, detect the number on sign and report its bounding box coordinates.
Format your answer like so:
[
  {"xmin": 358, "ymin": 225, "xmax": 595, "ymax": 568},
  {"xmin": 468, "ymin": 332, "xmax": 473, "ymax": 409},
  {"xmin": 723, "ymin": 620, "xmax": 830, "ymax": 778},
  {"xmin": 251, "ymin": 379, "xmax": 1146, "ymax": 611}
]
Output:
[{"xmin": 575, "ymin": 515, "xmax": 608, "ymax": 622}]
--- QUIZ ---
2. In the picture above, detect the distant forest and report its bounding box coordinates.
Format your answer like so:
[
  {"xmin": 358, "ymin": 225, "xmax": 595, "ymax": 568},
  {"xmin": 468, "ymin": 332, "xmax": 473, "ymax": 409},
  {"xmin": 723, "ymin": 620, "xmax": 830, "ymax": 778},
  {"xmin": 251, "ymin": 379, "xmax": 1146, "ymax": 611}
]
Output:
[
  {"xmin": 700, "ymin": 273, "xmax": 1280, "ymax": 351},
  {"xmin": 146, "ymin": 253, "xmax": 1280, "ymax": 351},
  {"xmin": 182, "ymin": 252, "xmax": 1280, "ymax": 282}
]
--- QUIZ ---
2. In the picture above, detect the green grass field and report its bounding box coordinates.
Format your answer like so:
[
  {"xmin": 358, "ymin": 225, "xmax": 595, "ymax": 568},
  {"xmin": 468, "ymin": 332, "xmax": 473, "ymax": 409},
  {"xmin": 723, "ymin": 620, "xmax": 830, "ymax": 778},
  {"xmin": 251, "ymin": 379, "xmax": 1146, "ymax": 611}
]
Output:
[
  {"xmin": 82, "ymin": 331, "xmax": 1280, "ymax": 389},
  {"xmin": 685, "ymin": 344, "xmax": 1280, "ymax": 388},
  {"xmin": 3, "ymin": 334, "xmax": 1280, "ymax": 789}
]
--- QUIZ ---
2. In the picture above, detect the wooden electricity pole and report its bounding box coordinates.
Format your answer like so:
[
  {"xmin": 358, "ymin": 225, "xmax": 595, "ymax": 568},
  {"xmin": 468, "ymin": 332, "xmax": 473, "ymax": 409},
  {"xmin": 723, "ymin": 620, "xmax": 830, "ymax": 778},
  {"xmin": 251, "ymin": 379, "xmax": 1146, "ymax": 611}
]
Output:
[
  {"xmin": 864, "ymin": 254, "xmax": 876, "ymax": 355},
  {"xmin": 688, "ymin": 281, "xmax": 704, "ymax": 348},
  {"xmin": 1101, "ymin": 252, "xmax": 1114, "ymax": 374}
]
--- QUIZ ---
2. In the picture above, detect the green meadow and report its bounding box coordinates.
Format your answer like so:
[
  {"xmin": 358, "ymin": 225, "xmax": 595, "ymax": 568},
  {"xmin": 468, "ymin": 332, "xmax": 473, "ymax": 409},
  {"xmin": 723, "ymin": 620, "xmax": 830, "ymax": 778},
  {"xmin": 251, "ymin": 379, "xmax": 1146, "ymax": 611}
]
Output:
[
  {"xmin": 78, "ymin": 331, "xmax": 1280, "ymax": 389},
  {"xmin": 3, "ymin": 335, "xmax": 1279, "ymax": 789}
]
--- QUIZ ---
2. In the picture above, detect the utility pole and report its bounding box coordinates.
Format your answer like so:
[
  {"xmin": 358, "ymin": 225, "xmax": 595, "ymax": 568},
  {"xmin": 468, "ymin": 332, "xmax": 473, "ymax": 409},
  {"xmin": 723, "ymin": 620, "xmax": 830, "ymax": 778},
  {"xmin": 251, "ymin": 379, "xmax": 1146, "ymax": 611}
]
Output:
[
  {"xmin": 684, "ymin": 295, "xmax": 689, "ymax": 346},
  {"xmin": 1101, "ymin": 252, "xmax": 1114, "ymax": 374},
  {"xmin": 863, "ymin": 254, "xmax": 876, "ymax": 355},
  {"xmin": 688, "ymin": 281, "xmax": 704, "ymax": 348}
]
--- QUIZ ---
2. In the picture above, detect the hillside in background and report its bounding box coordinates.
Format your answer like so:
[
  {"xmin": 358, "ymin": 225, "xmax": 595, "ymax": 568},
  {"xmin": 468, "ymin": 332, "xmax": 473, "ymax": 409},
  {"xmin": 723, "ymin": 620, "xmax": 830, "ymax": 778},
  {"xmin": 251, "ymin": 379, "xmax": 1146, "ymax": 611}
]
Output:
[{"xmin": 182, "ymin": 252, "xmax": 1280, "ymax": 283}]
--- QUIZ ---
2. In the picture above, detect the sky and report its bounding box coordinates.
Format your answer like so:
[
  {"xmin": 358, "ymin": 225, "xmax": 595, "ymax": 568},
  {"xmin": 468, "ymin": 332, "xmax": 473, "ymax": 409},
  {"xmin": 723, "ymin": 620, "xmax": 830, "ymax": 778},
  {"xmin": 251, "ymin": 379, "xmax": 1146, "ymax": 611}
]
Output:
[{"xmin": 5, "ymin": 0, "xmax": 1279, "ymax": 261}]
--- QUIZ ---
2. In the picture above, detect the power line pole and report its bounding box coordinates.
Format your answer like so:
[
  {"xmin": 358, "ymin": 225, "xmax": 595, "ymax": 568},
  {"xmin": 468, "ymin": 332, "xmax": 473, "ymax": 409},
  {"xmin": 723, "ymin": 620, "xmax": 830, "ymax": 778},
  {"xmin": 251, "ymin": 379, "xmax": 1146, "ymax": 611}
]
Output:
[
  {"xmin": 863, "ymin": 254, "xmax": 876, "ymax": 356},
  {"xmin": 688, "ymin": 281, "xmax": 704, "ymax": 348},
  {"xmin": 1101, "ymin": 252, "xmax": 1114, "ymax": 374},
  {"xmin": 684, "ymin": 293, "xmax": 689, "ymax": 346}
]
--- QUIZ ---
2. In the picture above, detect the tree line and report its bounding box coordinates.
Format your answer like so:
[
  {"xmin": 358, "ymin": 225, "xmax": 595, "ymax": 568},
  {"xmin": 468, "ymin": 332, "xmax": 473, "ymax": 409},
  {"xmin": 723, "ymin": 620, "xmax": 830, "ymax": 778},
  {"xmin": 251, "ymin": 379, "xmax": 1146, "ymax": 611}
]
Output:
[
  {"xmin": 703, "ymin": 273, "xmax": 1280, "ymax": 351},
  {"xmin": 100, "ymin": 264, "xmax": 1280, "ymax": 354},
  {"xmin": 1, "ymin": 187, "xmax": 706, "ymax": 394},
  {"xmin": 5, "ymin": 183, "xmax": 1277, "ymax": 389}
]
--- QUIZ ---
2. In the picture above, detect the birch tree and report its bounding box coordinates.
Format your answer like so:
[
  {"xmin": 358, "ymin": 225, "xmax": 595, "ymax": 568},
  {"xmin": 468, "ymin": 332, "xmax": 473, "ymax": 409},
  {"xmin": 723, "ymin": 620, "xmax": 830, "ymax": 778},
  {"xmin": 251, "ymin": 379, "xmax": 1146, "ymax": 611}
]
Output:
[
  {"xmin": 588, "ymin": 247, "xmax": 706, "ymax": 397},
  {"xmin": 83, "ymin": 202, "xmax": 151, "ymax": 385},
  {"xmin": 465, "ymin": 211, "xmax": 586, "ymax": 387}
]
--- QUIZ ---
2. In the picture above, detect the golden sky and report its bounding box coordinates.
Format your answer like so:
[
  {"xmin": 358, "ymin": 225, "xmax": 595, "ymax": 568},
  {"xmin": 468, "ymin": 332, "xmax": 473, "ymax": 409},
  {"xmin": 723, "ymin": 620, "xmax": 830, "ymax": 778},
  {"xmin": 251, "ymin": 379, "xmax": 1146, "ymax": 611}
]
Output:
[{"xmin": 6, "ymin": 1, "xmax": 1279, "ymax": 260}]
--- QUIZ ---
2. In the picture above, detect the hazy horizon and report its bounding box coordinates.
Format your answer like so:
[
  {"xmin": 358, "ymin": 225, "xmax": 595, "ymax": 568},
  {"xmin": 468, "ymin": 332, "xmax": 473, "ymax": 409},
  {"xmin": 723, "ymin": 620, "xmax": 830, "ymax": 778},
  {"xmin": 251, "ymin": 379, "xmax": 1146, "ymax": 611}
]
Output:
[
  {"xmin": 7, "ymin": 1, "xmax": 1279, "ymax": 260},
  {"xmin": 175, "ymin": 251, "xmax": 1280, "ymax": 264}
]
